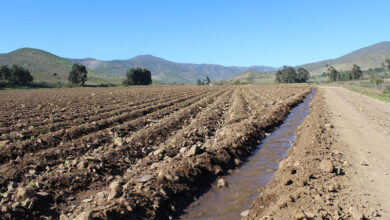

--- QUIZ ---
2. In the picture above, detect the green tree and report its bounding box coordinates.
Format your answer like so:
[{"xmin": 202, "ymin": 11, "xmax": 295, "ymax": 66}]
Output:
[
  {"xmin": 275, "ymin": 66, "xmax": 298, "ymax": 83},
  {"xmin": 340, "ymin": 71, "xmax": 352, "ymax": 81},
  {"xmin": 204, "ymin": 76, "xmax": 211, "ymax": 85},
  {"xmin": 123, "ymin": 67, "xmax": 152, "ymax": 85},
  {"xmin": 296, "ymin": 67, "xmax": 310, "ymax": 82},
  {"xmin": 0, "ymin": 65, "xmax": 13, "ymax": 82},
  {"xmin": 14, "ymin": 65, "xmax": 33, "ymax": 85},
  {"xmin": 384, "ymin": 58, "xmax": 390, "ymax": 77},
  {"xmin": 351, "ymin": 64, "xmax": 362, "ymax": 80},
  {"xmin": 327, "ymin": 66, "xmax": 338, "ymax": 82},
  {"xmin": 68, "ymin": 64, "xmax": 88, "ymax": 85},
  {"xmin": 0, "ymin": 65, "xmax": 33, "ymax": 86},
  {"xmin": 0, "ymin": 65, "xmax": 10, "ymax": 81},
  {"xmin": 196, "ymin": 79, "xmax": 202, "ymax": 85}
]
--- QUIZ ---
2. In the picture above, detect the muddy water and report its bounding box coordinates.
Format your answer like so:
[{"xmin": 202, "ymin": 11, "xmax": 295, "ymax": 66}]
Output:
[{"xmin": 180, "ymin": 89, "xmax": 316, "ymax": 220}]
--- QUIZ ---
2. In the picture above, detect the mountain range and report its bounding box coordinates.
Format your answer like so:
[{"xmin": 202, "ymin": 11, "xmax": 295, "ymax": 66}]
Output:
[
  {"xmin": 0, "ymin": 41, "xmax": 389, "ymax": 84},
  {"xmin": 0, "ymin": 48, "xmax": 277, "ymax": 84},
  {"xmin": 299, "ymin": 41, "xmax": 390, "ymax": 74},
  {"xmin": 71, "ymin": 56, "xmax": 278, "ymax": 84},
  {"xmin": 229, "ymin": 41, "xmax": 390, "ymax": 82}
]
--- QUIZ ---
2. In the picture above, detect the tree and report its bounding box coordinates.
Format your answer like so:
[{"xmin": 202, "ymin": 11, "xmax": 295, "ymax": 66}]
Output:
[
  {"xmin": 123, "ymin": 67, "xmax": 152, "ymax": 85},
  {"xmin": 275, "ymin": 66, "xmax": 298, "ymax": 83},
  {"xmin": 296, "ymin": 68, "xmax": 310, "ymax": 82},
  {"xmin": 351, "ymin": 64, "xmax": 362, "ymax": 80},
  {"xmin": 0, "ymin": 65, "xmax": 33, "ymax": 86},
  {"xmin": 340, "ymin": 71, "xmax": 352, "ymax": 81},
  {"xmin": 204, "ymin": 76, "xmax": 211, "ymax": 85},
  {"xmin": 384, "ymin": 58, "xmax": 390, "ymax": 77},
  {"xmin": 196, "ymin": 79, "xmax": 202, "ymax": 85},
  {"xmin": 68, "ymin": 64, "xmax": 88, "ymax": 85},
  {"xmin": 12, "ymin": 65, "xmax": 33, "ymax": 85},
  {"xmin": 0, "ymin": 65, "xmax": 11, "ymax": 81},
  {"xmin": 327, "ymin": 66, "xmax": 338, "ymax": 82}
]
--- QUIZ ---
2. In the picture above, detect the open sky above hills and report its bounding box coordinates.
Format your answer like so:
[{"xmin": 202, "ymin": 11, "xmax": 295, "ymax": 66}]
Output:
[{"xmin": 0, "ymin": 0, "xmax": 389, "ymax": 67}]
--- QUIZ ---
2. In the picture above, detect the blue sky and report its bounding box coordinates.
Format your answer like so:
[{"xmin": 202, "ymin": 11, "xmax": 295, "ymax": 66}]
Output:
[{"xmin": 0, "ymin": 0, "xmax": 389, "ymax": 66}]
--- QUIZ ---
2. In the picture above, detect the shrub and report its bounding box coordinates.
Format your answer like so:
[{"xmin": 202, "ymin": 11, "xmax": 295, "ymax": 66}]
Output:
[
  {"xmin": 382, "ymin": 85, "xmax": 390, "ymax": 93},
  {"xmin": 370, "ymin": 78, "xmax": 384, "ymax": 89}
]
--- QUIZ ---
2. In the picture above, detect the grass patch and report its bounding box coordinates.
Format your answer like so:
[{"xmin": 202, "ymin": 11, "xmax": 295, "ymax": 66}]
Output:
[{"xmin": 345, "ymin": 85, "xmax": 390, "ymax": 103}]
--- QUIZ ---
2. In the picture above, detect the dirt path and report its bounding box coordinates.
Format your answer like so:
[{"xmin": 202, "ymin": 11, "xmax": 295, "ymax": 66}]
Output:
[
  {"xmin": 247, "ymin": 87, "xmax": 389, "ymax": 219},
  {"xmin": 322, "ymin": 86, "xmax": 390, "ymax": 218}
]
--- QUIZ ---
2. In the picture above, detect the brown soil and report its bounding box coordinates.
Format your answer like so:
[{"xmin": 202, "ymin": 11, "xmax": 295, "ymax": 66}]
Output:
[
  {"xmin": 247, "ymin": 87, "xmax": 390, "ymax": 220},
  {"xmin": 0, "ymin": 85, "xmax": 310, "ymax": 219}
]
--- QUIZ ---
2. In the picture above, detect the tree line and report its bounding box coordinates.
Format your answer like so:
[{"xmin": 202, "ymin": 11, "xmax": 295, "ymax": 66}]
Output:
[
  {"xmin": 0, "ymin": 64, "xmax": 33, "ymax": 86},
  {"xmin": 383, "ymin": 58, "xmax": 390, "ymax": 77},
  {"xmin": 275, "ymin": 66, "xmax": 310, "ymax": 83},
  {"xmin": 326, "ymin": 64, "xmax": 362, "ymax": 82},
  {"xmin": 67, "ymin": 64, "xmax": 152, "ymax": 86}
]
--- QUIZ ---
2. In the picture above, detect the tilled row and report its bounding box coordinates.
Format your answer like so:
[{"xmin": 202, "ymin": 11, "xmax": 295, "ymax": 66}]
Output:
[
  {"xmin": 62, "ymin": 87, "xmax": 310, "ymax": 220},
  {"xmin": 0, "ymin": 88, "xmax": 225, "ymax": 190},
  {"xmin": 0, "ymin": 86, "xmax": 211, "ymax": 141},
  {"xmin": 0, "ymin": 87, "xmax": 165, "ymax": 125},
  {"xmin": 1, "ymin": 88, "xmax": 204, "ymax": 142},
  {"xmin": 62, "ymin": 85, "xmax": 237, "ymax": 219},
  {"xmin": 0, "ymin": 88, "xmax": 219, "ymax": 164},
  {"xmin": 0, "ymin": 86, "xmax": 310, "ymax": 220}
]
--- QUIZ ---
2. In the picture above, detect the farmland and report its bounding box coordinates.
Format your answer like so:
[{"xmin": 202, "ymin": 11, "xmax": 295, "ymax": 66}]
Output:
[{"xmin": 0, "ymin": 85, "xmax": 310, "ymax": 219}]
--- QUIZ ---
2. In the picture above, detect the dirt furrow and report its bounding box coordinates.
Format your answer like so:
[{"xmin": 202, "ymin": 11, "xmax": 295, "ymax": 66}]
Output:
[
  {"xmin": 0, "ymin": 89, "xmax": 222, "ymax": 188},
  {"xmin": 2, "ymin": 89, "xmax": 204, "ymax": 142},
  {"xmin": 62, "ymin": 86, "xmax": 236, "ymax": 219},
  {"xmin": 0, "ymin": 90, "xmax": 212, "ymax": 164}
]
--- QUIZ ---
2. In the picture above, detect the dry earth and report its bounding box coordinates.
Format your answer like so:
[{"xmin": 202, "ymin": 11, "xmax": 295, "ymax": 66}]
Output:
[
  {"xmin": 247, "ymin": 87, "xmax": 390, "ymax": 219},
  {"xmin": 323, "ymin": 87, "xmax": 390, "ymax": 219},
  {"xmin": 0, "ymin": 85, "xmax": 311, "ymax": 219}
]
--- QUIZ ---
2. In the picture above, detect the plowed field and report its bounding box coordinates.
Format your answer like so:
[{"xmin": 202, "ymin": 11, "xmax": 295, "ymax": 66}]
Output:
[{"xmin": 0, "ymin": 85, "xmax": 310, "ymax": 219}]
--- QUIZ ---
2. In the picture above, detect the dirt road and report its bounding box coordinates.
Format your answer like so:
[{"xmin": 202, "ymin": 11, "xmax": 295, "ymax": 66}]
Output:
[
  {"xmin": 247, "ymin": 87, "xmax": 390, "ymax": 219},
  {"xmin": 322, "ymin": 87, "xmax": 390, "ymax": 218}
]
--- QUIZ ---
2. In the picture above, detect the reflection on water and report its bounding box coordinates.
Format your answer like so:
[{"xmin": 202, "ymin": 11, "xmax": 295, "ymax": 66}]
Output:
[{"xmin": 180, "ymin": 89, "xmax": 316, "ymax": 220}]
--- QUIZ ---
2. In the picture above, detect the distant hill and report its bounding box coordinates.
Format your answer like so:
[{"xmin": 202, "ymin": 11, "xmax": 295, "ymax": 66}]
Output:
[
  {"xmin": 227, "ymin": 70, "xmax": 277, "ymax": 84},
  {"xmin": 0, "ymin": 48, "xmax": 121, "ymax": 85},
  {"xmin": 0, "ymin": 48, "xmax": 278, "ymax": 84},
  {"xmin": 9, "ymin": 42, "xmax": 390, "ymax": 85},
  {"xmin": 300, "ymin": 41, "xmax": 390, "ymax": 74},
  {"xmin": 72, "ymin": 55, "xmax": 278, "ymax": 84},
  {"xmin": 0, "ymin": 48, "xmax": 75, "ymax": 76}
]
